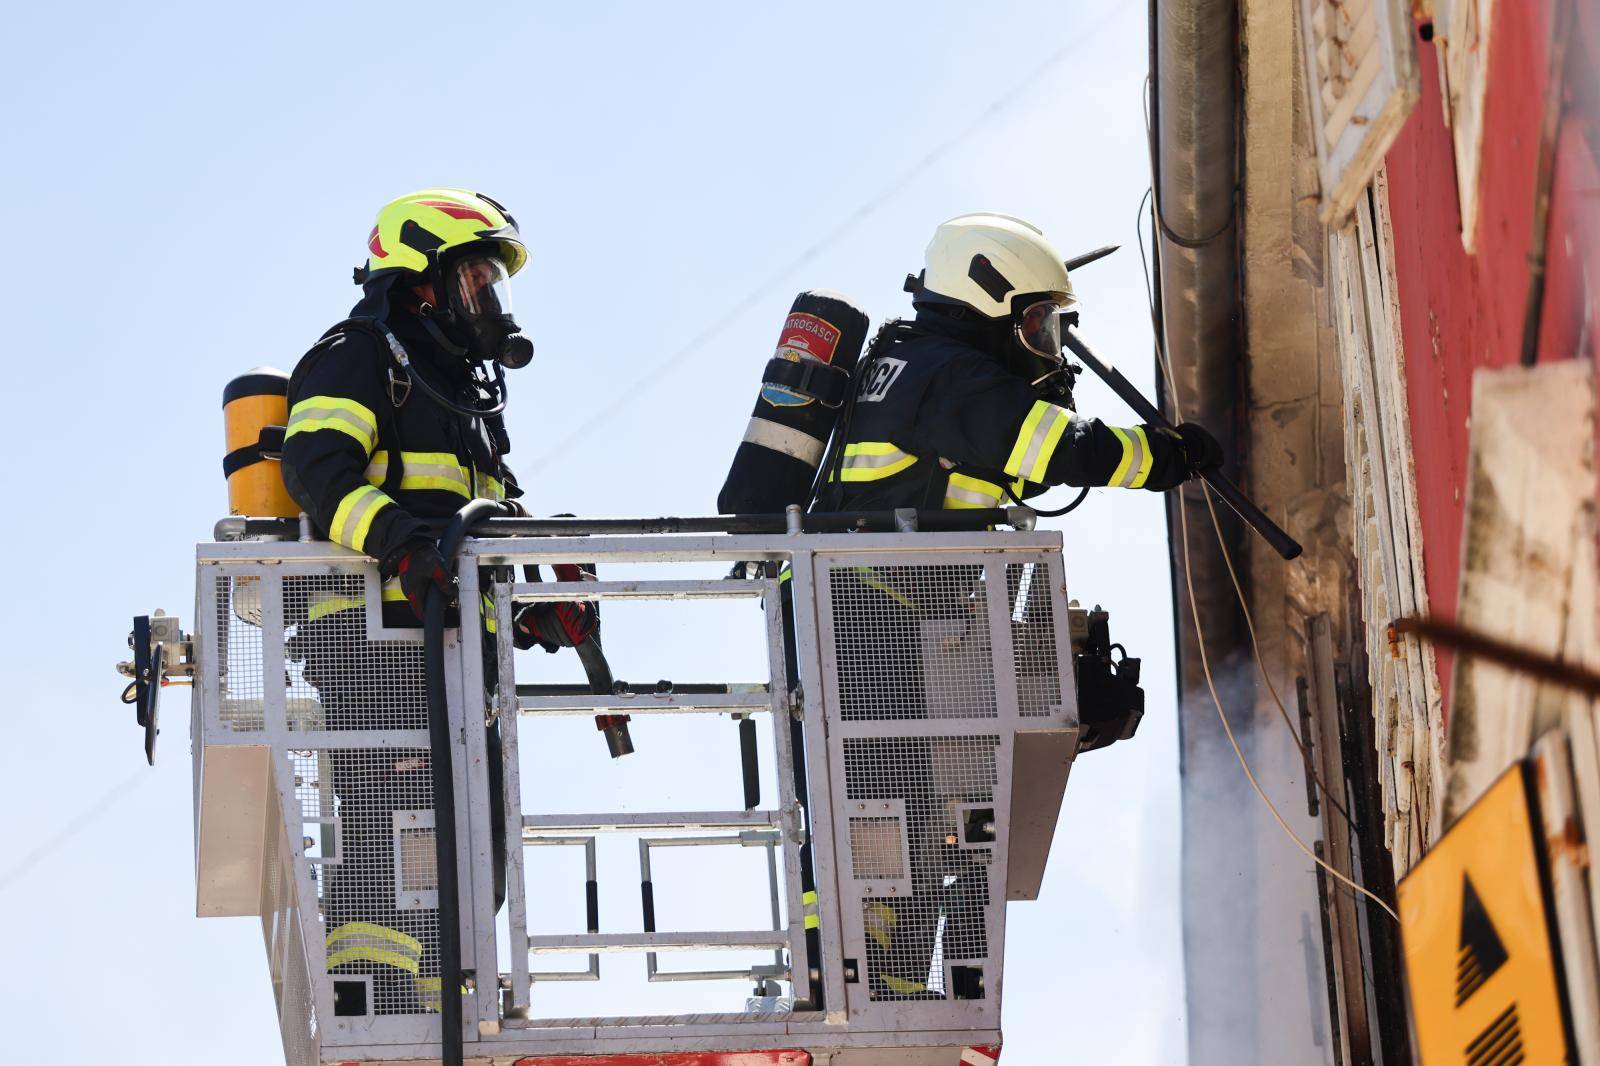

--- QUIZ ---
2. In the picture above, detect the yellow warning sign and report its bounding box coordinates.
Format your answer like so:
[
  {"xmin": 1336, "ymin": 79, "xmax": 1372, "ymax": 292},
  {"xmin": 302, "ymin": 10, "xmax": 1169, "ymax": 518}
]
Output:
[{"xmin": 1398, "ymin": 763, "xmax": 1570, "ymax": 1064}]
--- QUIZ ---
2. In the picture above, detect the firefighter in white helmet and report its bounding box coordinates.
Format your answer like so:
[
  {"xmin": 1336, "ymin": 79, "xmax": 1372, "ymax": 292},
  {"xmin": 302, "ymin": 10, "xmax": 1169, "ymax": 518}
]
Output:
[
  {"xmin": 818, "ymin": 211, "xmax": 1220, "ymax": 512},
  {"xmin": 818, "ymin": 213, "xmax": 1220, "ymax": 1002}
]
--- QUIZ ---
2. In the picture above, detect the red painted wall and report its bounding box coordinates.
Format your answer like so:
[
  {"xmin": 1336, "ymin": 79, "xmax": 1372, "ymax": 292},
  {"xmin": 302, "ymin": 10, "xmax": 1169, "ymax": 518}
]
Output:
[{"xmin": 1380, "ymin": 0, "xmax": 1599, "ymax": 718}]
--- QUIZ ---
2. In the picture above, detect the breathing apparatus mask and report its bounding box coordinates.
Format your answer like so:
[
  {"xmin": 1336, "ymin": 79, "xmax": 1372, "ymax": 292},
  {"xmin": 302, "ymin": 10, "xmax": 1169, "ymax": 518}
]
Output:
[
  {"xmin": 1009, "ymin": 295, "xmax": 1081, "ymax": 408},
  {"xmin": 437, "ymin": 250, "xmax": 535, "ymax": 370},
  {"xmin": 350, "ymin": 251, "xmax": 531, "ymax": 421}
]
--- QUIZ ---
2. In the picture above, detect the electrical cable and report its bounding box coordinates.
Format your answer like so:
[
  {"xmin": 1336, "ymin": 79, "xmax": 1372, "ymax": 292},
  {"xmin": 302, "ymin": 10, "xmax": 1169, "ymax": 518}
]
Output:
[
  {"xmin": 1136, "ymin": 179, "xmax": 1399, "ymax": 921},
  {"xmin": 0, "ymin": 767, "xmax": 151, "ymax": 894},
  {"xmin": 1174, "ymin": 490, "xmax": 1397, "ymax": 923},
  {"xmin": 1140, "ymin": 81, "xmax": 1356, "ymax": 823},
  {"xmin": 526, "ymin": 2, "xmax": 1133, "ymax": 474}
]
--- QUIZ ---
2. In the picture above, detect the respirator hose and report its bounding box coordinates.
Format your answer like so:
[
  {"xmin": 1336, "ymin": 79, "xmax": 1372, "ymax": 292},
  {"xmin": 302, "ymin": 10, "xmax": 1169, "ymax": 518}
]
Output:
[{"xmin": 403, "ymin": 359, "xmax": 508, "ymax": 418}]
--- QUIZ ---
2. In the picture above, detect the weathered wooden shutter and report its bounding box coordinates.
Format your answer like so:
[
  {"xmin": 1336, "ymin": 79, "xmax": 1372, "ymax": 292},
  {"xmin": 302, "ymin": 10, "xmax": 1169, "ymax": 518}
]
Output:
[
  {"xmin": 1329, "ymin": 169, "xmax": 1444, "ymax": 870},
  {"xmin": 1299, "ymin": 0, "xmax": 1421, "ymax": 224},
  {"xmin": 1432, "ymin": 0, "xmax": 1495, "ymax": 250}
]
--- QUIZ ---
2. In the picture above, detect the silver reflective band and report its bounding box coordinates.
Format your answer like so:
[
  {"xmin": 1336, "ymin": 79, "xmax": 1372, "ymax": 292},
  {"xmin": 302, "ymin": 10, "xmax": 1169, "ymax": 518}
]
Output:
[
  {"xmin": 946, "ymin": 485, "xmax": 997, "ymax": 507},
  {"xmin": 742, "ymin": 417, "xmax": 826, "ymax": 467},
  {"xmin": 944, "ymin": 473, "xmax": 1004, "ymax": 508},
  {"xmin": 841, "ymin": 445, "xmax": 915, "ymax": 470},
  {"xmin": 1109, "ymin": 426, "xmax": 1150, "ymax": 488},
  {"xmin": 1006, "ymin": 402, "xmax": 1072, "ymax": 483}
]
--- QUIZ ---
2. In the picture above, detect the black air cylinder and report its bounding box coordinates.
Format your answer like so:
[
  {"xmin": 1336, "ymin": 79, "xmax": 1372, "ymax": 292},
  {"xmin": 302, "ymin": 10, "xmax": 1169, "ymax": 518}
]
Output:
[{"xmin": 717, "ymin": 290, "xmax": 869, "ymax": 514}]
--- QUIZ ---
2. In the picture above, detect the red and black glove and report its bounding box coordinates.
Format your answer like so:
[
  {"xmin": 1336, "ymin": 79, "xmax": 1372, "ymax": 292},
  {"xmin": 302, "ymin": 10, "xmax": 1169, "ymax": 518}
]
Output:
[
  {"xmin": 386, "ymin": 540, "xmax": 457, "ymax": 622},
  {"xmin": 513, "ymin": 600, "xmax": 598, "ymax": 652}
]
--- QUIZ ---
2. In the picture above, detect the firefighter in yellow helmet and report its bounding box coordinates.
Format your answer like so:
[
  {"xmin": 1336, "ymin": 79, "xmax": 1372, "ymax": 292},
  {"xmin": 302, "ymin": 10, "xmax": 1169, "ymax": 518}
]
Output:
[{"xmin": 281, "ymin": 190, "xmax": 595, "ymax": 1017}]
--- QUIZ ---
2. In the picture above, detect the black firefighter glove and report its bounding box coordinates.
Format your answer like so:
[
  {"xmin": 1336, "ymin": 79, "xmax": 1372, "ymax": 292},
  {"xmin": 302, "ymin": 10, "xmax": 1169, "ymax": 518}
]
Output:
[
  {"xmin": 513, "ymin": 601, "xmax": 598, "ymax": 653},
  {"xmin": 1144, "ymin": 422, "xmax": 1224, "ymax": 491},
  {"xmin": 385, "ymin": 540, "xmax": 457, "ymax": 622}
]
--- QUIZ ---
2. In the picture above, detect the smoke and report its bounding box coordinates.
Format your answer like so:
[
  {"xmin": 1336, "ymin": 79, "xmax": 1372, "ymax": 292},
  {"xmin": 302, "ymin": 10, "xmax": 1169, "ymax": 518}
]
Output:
[{"xmin": 1177, "ymin": 651, "xmax": 1335, "ymax": 1066}]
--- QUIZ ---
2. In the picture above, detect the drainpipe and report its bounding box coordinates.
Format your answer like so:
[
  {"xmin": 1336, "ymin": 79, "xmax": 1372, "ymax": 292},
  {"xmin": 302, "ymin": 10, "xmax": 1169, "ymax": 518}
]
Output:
[{"xmin": 1150, "ymin": 0, "xmax": 1255, "ymax": 1061}]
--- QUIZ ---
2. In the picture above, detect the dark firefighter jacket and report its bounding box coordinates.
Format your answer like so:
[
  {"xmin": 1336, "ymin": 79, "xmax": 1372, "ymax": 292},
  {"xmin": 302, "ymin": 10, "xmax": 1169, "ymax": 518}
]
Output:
[
  {"xmin": 282, "ymin": 308, "xmax": 520, "ymax": 626},
  {"xmin": 826, "ymin": 313, "xmax": 1188, "ymax": 511}
]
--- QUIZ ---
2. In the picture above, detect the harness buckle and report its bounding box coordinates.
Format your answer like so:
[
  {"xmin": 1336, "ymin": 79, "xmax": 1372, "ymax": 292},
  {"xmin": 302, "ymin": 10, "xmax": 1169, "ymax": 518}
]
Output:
[{"xmin": 387, "ymin": 367, "xmax": 412, "ymax": 408}]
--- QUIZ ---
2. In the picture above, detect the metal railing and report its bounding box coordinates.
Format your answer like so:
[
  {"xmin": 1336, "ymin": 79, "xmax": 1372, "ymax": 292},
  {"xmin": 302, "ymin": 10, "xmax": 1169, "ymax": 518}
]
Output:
[{"xmin": 190, "ymin": 520, "xmax": 1079, "ymax": 1064}]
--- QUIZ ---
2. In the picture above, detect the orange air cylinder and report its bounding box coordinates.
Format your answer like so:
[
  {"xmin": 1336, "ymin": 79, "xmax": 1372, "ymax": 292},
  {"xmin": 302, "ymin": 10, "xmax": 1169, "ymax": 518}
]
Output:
[{"xmin": 223, "ymin": 367, "xmax": 299, "ymax": 517}]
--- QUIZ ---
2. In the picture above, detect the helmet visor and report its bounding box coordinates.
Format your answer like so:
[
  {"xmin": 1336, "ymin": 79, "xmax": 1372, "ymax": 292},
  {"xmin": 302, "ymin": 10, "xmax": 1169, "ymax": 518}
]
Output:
[
  {"xmin": 1014, "ymin": 298, "xmax": 1064, "ymax": 361},
  {"xmin": 450, "ymin": 254, "xmax": 514, "ymax": 320}
]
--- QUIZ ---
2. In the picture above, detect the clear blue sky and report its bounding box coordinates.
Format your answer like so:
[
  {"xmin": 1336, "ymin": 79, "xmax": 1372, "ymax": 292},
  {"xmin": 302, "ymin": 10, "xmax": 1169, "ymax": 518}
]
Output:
[{"xmin": 0, "ymin": 2, "xmax": 1184, "ymax": 1061}]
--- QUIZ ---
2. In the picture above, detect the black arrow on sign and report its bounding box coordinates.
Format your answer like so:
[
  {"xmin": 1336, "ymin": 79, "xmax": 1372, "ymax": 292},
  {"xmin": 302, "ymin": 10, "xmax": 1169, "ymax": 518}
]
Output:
[{"xmin": 1457, "ymin": 873, "xmax": 1510, "ymax": 1007}]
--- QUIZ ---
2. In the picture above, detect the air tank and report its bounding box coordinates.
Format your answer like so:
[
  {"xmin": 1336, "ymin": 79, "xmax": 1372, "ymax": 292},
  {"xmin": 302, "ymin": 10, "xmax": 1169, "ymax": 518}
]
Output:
[
  {"xmin": 718, "ymin": 291, "xmax": 870, "ymax": 514},
  {"xmin": 222, "ymin": 367, "xmax": 297, "ymax": 517}
]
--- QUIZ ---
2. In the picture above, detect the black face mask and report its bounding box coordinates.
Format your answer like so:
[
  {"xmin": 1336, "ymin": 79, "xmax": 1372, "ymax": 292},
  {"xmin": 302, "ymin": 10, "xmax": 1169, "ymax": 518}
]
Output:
[
  {"xmin": 460, "ymin": 313, "xmax": 534, "ymax": 369},
  {"xmin": 440, "ymin": 252, "xmax": 535, "ymax": 369}
]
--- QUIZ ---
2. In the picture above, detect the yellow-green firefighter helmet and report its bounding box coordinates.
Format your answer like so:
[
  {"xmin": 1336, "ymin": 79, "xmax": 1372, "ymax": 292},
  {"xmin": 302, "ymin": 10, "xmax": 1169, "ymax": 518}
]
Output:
[{"xmin": 362, "ymin": 188, "xmax": 527, "ymax": 279}]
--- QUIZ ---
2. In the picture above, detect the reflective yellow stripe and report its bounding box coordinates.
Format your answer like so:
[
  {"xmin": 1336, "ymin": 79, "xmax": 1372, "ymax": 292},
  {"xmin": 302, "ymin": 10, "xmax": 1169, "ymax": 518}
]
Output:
[
  {"xmin": 326, "ymin": 944, "xmax": 420, "ymax": 973},
  {"xmin": 397, "ymin": 452, "xmax": 471, "ymax": 496},
  {"xmin": 305, "ymin": 579, "xmax": 402, "ymax": 623},
  {"xmin": 325, "ymin": 922, "xmax": 421, "ymax": 973},
  {"xmin": 1003, "ymin": 400, "xmax": 1072, "ymax": 482},
  {"xmin": 330, "ymin": 484, "xmax": 394, "ymax": 553},
  {"xmin": 853, "ymin": 567, "xmax": 914, "ymax": 609},
  {"xmin": 1107, "ymin": 425, "xmax": 1150, "ymax": 488},
  {"xmin": 326, "ymin": 921, "xmax": 422, "ymax": 956},
  {"xmin": 1129, "ymin": 426, "xmax": 1154, "ymax": 488},
  {"xmin": 286, "ymin": 396, "xmax": 379, "ymax": 454},
  {"xmin": 839, "ymin": 441, "xmax": 918, "ymax": 482},
  {"xmin": 307, "ymin": 595, "xmax": 365, "ymax": 623},
  {"xmin": 943, "ymin": 472, "xmax": 1004, "ymax": 510},
  {"xmin": 365, "ymin": 451, "xmax": 475, "ymax": 497},
  {"xmin": 864, "ymin": 901, "xmax": 896, "ymax": 950},
  {"xmin": 473, "ymin": 471, "xmax": 506, "ymax": 500},
  {"xmin": 803, "ymin": 889, "xmax": 819, "ymax": 929},
  {"xmin": 1107, "ymin": 427, "xmax": 1134, "ymax": 486},
  {"xmin": 414, "ymin": 974, "xmax": 466, "ymax": 1012},
  {"xmin": 881, "ymin": 974, "xmax": 927, "ymax": 994},
  {"xmin": 321, "ymin": 583, "xmax": 491, "ymax": 630}
]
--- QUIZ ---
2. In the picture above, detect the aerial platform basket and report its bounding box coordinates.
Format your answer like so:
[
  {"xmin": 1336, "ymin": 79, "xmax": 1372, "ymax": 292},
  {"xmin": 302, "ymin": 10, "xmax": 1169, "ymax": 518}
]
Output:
[{"xmin": 179, "ymin": 516, "xmax": 1132, "ymax": 1066}]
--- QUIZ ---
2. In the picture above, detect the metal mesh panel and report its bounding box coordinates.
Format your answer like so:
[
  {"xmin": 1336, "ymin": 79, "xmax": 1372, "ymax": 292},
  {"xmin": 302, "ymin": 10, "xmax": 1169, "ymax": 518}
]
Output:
[
  {"xmin": 829, "ymin": 564, "xmax": 997, "ymax": 720},
  {"xmin": 844, "ymin": 735, "xmax": 997, "ymax": 1001},
  {"xmin": 284, "ymin": 574, "xmax": 428, "ymax": 732},
  {"xmin": 848, "ymin": 815, "xmax": 908, "ymax": 880},
  {"xmin": 291, "ymin": 748, "xmax": 439, "ymax": 1017},
  {"xmin": 1006, "ymin": 562, "xmax": 1063, "ymax": 717},
  {"xmin": 215, "ymin": 575, "xmax": 266, "ymax": 732},
  {"xmin": 262, "ymin": 799, "xmax": 318, "ymax": 1066}
]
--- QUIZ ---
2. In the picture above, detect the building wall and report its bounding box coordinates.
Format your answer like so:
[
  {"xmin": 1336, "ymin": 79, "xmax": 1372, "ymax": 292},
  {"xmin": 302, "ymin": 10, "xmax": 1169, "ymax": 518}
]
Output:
[
  {"xmin": 1381, "ymin": 0, "xmax": 1600, "ymax": 718},
  {"xmin": 1170, "ymin": 0, "xmax": 1597, "ymax": 1058}
]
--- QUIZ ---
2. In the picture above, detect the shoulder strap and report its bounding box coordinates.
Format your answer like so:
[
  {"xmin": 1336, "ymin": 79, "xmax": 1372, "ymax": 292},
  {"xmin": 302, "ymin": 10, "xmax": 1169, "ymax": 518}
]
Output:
[
  {"xmin": 807, "ymin": 319, "xmax": 923, "ymax": 511},
  {"xmin": 307, "ymin": 316, "xmax": 406, "ymax": 494}
]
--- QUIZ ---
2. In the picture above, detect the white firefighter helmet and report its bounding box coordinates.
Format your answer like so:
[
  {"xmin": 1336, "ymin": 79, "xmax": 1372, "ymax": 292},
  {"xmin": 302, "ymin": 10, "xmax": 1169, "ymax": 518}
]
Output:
[{"xmin": 918, "ymin": 213, "xmax": 1077, "ymax": 363}]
